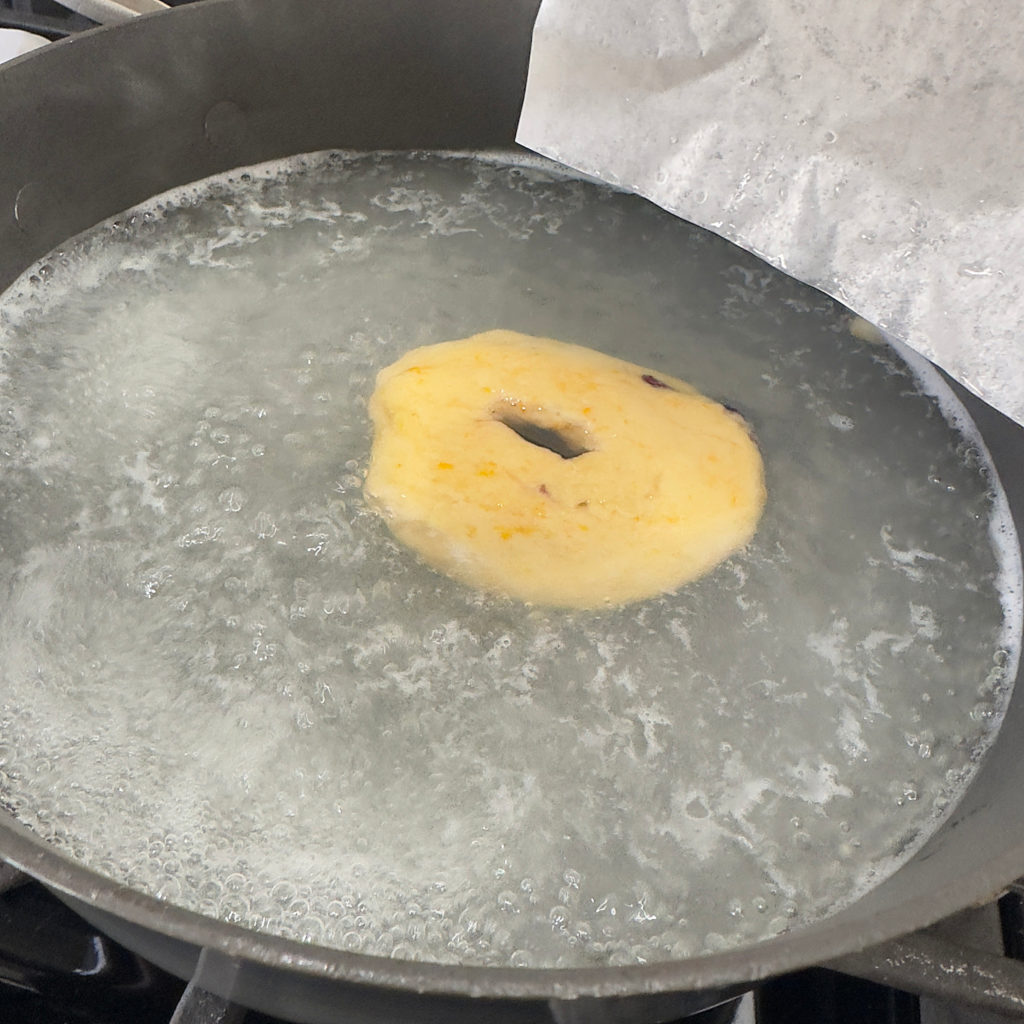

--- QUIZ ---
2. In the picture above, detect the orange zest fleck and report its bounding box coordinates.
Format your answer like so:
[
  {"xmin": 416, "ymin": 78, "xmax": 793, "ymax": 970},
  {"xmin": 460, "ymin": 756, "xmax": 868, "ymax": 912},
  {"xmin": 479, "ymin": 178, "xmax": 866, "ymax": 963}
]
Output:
[{"xmin": 498, "ymin": 525, "xmax": 536, "ymax": 540}]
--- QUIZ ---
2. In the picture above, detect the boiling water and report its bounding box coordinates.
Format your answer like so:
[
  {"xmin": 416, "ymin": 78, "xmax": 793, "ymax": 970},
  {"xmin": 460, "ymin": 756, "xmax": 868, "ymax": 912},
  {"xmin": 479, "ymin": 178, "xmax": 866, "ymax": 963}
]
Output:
[{"xmin": 0, "ymin": 153, "xmax": 1019, "ymax": 969}]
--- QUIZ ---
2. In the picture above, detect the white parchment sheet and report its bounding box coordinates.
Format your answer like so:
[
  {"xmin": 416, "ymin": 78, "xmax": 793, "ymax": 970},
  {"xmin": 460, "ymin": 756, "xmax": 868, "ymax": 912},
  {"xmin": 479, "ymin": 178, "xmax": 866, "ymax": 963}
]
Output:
[{"xmin": 516, "ymin": 0, "xmax": 1024, "ymax": 425}]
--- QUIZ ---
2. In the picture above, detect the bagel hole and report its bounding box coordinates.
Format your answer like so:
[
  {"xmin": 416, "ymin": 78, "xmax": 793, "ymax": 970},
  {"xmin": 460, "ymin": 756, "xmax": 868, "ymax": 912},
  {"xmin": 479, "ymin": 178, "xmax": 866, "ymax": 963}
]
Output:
[{"xmin": 493, "ymin": 408, "xmax": 591, "ymax": 460}]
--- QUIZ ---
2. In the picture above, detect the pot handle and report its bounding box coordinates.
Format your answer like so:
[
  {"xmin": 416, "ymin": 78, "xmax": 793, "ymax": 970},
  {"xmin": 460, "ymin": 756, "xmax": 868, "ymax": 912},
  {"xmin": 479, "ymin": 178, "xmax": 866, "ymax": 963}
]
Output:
[{"xmin": 52, "ymin": 0, "xmax": 168, "ymax": 26}]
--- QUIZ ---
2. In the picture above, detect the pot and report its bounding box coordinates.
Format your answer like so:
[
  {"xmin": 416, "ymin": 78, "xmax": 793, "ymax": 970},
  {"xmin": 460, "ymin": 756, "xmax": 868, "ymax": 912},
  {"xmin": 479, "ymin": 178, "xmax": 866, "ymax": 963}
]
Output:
[{"xmin": 1, "ymin": 2, "xmax": 1023, "ymax": 1022}]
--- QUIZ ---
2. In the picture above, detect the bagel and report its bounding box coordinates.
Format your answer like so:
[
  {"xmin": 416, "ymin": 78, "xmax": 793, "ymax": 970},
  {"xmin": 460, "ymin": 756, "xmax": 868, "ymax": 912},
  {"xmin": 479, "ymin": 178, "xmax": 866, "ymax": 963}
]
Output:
[{"xmin": 364, "ymin": 330, "xmax": 766, "ymax": 609}]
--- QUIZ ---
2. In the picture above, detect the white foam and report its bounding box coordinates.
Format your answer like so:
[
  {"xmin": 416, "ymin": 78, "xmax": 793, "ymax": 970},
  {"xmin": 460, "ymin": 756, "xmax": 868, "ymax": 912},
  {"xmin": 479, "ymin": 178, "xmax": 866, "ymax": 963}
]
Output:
[{"xmin": 885, "ymin": 331, "xmax": 1024, "ymax": 707}]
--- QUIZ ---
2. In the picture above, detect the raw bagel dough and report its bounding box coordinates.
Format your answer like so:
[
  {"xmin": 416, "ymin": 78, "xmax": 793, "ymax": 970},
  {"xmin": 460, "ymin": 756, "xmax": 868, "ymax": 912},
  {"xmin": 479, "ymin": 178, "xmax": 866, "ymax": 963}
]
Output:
[{"xmin": 364, "ymin": 330, "xmax": 766, "ymax": 609}]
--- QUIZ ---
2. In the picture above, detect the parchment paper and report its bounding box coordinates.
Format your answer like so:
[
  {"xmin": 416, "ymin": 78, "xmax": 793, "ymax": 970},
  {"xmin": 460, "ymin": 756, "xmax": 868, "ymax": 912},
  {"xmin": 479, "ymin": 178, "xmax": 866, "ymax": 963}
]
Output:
[{"xmin": 516, "ymin": 0, "xmax": 1024, "ymax": 425}]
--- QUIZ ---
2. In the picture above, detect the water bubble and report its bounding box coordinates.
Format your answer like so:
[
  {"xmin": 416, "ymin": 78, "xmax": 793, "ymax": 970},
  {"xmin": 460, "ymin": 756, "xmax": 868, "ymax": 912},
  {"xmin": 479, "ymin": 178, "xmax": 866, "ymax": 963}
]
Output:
[
  {"xmin": 609, "ymin": 947, "xmax": 638, "ymax": 966},
  {"xmin": 199, "ymin": 879, "xmax": 223, "ymax": 901},
  {"xmin": 156, "ymin": 877, "xmax": 182, "ymax": 900},
  {"xmin": 496, "ymin": 890, "xmax": 519, "ymax": 914},
  {"xmin": 287, "ymin": 897, "xmax": 311, "ymax": 919},
  {"xmin": 218, "ymin": 488, "xmax": 246, "ymax": 512},
  {"xmin": 970, "ymin": 701, "xmax": 994, "ymax": 723},
  {"xmin": 221, "ymin": 894, "xmax": 250, "ymax": 922},
  {"xmin": 792, "ymin": 831, "xmax": 812, "ymax": 850},
  {"xmin": 549, "ymin": 905, "xmax": 571, "ymax": 930},
  {"xmin": 254, "ymin": 511, "xmax": 277, "ymax": 538}
]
